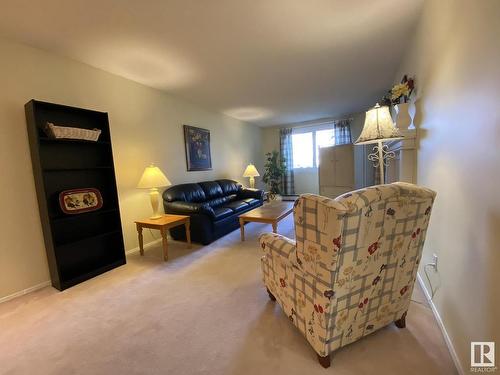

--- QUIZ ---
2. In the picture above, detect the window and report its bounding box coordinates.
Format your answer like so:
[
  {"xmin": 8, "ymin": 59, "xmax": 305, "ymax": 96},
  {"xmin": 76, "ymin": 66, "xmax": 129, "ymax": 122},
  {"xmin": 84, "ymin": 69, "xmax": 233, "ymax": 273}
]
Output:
[
  {"xmin": 292, "ymin": 132, "xmax": 313, "ymax": 168},
  {"xmin": 315, "ymin": 129, "xmax": 335, "ymax": 166},
  {"xmin": 291, "ymin": 126, "xmax": 335, "ymax": 169}
]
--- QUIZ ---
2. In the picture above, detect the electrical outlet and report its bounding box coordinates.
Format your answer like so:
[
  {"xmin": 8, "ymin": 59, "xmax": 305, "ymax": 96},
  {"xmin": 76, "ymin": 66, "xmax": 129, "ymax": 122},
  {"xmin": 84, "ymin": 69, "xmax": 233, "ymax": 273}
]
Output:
[{"xmin": 432, "ymin": 254, "xmax": 438, "ymax": 271}]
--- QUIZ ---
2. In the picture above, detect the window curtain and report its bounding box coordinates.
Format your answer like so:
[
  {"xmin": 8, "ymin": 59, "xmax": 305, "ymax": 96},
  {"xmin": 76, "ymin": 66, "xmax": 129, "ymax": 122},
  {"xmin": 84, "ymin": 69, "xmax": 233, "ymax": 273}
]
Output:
[
  {"xmin": 279, "ymin": 128, "xmax": 295, "ymax": 195},
  {"xmin": 333, "ymin": 118, "xmax": 352, "ymax": 145}
]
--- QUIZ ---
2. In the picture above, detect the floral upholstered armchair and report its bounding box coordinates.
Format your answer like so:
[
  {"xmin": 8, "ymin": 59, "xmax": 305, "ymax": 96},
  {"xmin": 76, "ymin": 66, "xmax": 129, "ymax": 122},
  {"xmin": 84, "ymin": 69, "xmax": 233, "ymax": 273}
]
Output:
[{"xmin": 259, "ymin": 182, "xmax": 436, "ymax": 368}]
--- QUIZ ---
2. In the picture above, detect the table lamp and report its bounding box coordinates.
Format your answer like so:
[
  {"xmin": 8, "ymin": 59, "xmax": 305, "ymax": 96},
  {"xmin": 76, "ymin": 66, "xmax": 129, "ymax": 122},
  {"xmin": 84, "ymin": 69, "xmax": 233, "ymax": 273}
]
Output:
[
  {"xmin": 137, "ymin": 164, "xmax": 171, "ymax": 219},
  {"xmin": 354, "ymin": 103, "xmax": 403, "ymax": 184},
  {"xmin": 243, "ymin": 164, "xmax": 260, "ymax": 188}
]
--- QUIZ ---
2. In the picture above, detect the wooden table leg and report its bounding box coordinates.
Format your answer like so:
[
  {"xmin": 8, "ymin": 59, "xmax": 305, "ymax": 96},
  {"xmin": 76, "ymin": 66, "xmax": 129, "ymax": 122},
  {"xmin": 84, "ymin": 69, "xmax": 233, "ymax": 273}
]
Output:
[
  {"xmin": 239, "ymin": 218, "xmax": 245, "ymax": 241},
  {"xmin": 272, "ymin": 221, "xmax": 277, "ymax": 234},
  {"xmin": 161, "ymin": 228, "xmax": 168, "ymax": 261},
  {"xmin": 185, "ymin": 219, "xmax": 191, "ymax": 249},
  {"xmin": 137, "ymin": 225, "xmax": 144, "ymax": 256}
]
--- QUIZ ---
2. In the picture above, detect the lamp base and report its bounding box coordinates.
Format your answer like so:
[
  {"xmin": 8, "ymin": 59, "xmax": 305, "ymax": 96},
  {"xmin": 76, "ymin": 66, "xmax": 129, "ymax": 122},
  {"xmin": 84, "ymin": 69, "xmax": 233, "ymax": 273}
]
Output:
[
  {"xmin": 149, "ymin": 188, "xmax": 163, "ymax": 220},
  {"xmin": 249, "ymin": 176, "xmax": 255, "ymax": 189},
  {"xmin": 367, "ymin": 141, "xmax": 397, "ymax": 184}
]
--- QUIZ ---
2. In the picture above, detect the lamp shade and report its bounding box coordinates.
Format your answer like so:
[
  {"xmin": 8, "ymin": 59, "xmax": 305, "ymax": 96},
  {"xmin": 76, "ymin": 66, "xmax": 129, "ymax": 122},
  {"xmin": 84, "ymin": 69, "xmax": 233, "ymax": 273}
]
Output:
[
  {"xmin": 354, "ymin": 104, "xmax": 403, "ymax": 145},
  {"xmin": 137, "ymin": 164, "xmax": 171, "ymax": 189},
  {"xmin": 243, "ymin": 164, "xmax": 260, "ymax": 177}
]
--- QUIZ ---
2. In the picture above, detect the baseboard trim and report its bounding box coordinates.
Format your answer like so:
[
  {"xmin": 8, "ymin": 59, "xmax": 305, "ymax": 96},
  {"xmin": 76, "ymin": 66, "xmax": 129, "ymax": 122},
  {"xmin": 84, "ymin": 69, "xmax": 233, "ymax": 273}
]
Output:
[
  {"xmin": 1, "ymin": 239, "xmax": 163, "ymax": 304},
  {"xmin": 126, "ymin": 238, "xmax": 163, "ymax": 255},
  {"xmin": 416, "ymin": 274, "xmax": 464, "ymax": 375},
  {"xmin": 0, "ymin": 280, "xmax": 51, "ymax": 305}
]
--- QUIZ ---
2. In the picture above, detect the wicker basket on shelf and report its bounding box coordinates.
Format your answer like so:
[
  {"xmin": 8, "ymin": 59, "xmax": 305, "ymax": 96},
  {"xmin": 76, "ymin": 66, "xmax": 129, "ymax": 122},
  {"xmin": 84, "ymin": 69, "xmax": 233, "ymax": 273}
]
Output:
[{"xmin": 44, "ymin": 122, "xmax": 101, "ymax": 141}]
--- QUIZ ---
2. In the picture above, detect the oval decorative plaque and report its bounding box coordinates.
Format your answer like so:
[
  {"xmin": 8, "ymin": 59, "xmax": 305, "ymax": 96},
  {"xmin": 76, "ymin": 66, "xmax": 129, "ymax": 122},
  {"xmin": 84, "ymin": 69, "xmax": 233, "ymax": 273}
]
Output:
[{"xmin": 59, "ymin": 188, "xmax": 103, "ymax": 214}]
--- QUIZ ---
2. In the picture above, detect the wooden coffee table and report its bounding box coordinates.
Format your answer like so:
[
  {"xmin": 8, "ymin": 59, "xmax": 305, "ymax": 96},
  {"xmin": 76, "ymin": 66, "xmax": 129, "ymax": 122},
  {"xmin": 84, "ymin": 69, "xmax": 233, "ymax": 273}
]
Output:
[
  {"xmin": 238, "ymin": 201, "xmax": 294, "ymax": 241},
  {"xmin": 135, "ymin": 214, "xmax": 191, "ymax": 261}
]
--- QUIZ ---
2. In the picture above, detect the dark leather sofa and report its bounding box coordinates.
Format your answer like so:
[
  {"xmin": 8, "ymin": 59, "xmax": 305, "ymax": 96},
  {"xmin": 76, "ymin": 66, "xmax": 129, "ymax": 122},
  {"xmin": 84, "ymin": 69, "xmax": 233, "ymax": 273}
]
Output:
[{"xmin": 163, "ymin": 179, "xmax": 264, "ymax": 244}]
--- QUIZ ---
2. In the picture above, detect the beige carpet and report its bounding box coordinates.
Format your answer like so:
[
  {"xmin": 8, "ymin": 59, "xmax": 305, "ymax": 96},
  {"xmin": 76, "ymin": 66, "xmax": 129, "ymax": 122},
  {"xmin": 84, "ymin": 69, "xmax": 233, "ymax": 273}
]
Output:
[{"xmin": 0, "ymin": 215, "xmax": 457, "ymax": 375}]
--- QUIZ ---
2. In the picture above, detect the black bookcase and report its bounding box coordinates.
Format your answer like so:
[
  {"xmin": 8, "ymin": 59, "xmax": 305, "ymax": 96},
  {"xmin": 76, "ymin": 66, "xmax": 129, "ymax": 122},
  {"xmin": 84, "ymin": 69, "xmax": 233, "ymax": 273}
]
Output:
[{"xmin": 25, "ymin": 100, "xmax": 126, "ymax": 290}]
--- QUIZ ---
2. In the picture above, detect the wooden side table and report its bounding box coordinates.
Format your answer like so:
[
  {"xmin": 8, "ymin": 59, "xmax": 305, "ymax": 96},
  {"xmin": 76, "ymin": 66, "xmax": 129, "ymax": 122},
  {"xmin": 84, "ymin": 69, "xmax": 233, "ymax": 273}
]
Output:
[{"xmin": 134, "ymin": 214, "xmax": 191, "ymax": 261}]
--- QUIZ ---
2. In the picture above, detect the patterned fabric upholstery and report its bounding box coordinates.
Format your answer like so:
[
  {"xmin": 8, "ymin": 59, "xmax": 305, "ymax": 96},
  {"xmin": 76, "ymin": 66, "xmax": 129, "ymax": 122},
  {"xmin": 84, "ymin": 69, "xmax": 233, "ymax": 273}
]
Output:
[{"xmin": 259, "ymin": 182, "xmax": 436, "ymax": 357}]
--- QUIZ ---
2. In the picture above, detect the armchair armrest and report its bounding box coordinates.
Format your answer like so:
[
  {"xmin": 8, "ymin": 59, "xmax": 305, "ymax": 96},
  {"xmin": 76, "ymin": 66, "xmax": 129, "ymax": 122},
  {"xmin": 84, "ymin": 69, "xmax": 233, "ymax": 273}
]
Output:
[
  {"xmin": 259, "ymin": 233, "xmax": 298, "ymax": 268},
  {"xmin": 164, "ymin": 201, "xmax": 215, "ymax": 218},
  {"xmin": 238, "ymin": 188, "xmax": 264, "ymax": 200}
]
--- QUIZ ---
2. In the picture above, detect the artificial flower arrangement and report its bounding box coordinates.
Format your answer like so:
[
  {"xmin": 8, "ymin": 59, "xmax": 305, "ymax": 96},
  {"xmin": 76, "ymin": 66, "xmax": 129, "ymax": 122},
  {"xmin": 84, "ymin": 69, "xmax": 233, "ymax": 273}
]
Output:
[{"xmin": 382, "ymin": 75, "xmax": 415, "ymax": 106}]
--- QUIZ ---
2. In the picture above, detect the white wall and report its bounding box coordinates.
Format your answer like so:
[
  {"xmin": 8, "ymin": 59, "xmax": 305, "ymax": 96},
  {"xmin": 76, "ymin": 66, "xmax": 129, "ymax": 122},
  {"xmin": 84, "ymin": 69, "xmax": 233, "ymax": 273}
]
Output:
[
  {"xmin": 0, "ymin": 37, "xmax": 262, "ymax": 299},
  {"xmin": 293, "ymin": 168, "xmax": 319, "ymax": 194},
  {"xmin": 396, "ymin": 0, "xmax": 500, "ymax": 371}
]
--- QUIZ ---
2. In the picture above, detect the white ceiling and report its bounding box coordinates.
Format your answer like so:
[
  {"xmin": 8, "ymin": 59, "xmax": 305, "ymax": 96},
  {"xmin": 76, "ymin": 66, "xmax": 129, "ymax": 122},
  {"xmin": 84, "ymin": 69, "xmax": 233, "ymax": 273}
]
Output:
[{"xmin": 0, "ymin": 0, "xmax": 422, "ymax": 126}]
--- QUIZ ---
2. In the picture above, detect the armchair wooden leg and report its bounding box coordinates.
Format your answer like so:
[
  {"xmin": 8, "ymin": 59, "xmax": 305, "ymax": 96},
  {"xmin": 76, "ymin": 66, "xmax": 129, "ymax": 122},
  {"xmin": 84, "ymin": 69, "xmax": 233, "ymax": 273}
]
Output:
[
  {"xmin": 394, "ymin": 311, "xmax": 407, "ymax": 329},
  {"xmin": 266, "ymin": 288, "xmax": 276, "ymax": 301},
  {"xmin": 317, "ymin": 353, "xmax": 331, "ymax": 368}
]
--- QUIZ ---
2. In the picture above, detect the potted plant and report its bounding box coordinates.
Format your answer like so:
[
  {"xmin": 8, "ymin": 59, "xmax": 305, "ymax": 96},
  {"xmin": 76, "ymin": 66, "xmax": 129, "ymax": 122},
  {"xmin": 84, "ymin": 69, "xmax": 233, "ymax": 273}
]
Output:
[{"xmin": 262, "ymin": 150, "xmax": 286, "ymax": 200}]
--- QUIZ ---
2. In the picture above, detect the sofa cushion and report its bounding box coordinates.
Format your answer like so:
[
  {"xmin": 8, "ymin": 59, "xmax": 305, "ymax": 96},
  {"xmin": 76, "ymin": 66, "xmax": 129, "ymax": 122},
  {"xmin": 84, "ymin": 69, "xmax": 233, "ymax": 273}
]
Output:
[
  {"xmin": 238, "ymin": 188, "xmax": 264, "ymax": 200},
  {"xmin": 199, "ymin": 181, "xmax": 224, "ymax": 200},
  {"xmin": 206, "ymin": 196, "xmax": 230, "ymax": 208},
  {"xmin": 216, "ymin": 179, "xmax": 241, "ymax": 195},
  {"xmin": 212, "ymin": 207, "xmax": 233, "ymax": 220},
  {"xmin": 163, "ymin": 183, "xmax": 206, "ymax": 203},
  {"xmin": 164, "ymin": 201, "xmax": 214, "ymax": 216},
  {"xmin": 226, "ymin": 194, "xmax": 238, "ymax": 202},
  {"xmin": 224, "ymin": 200, "xmax": 249, "ymax": 213},
  {"xmin": 242, "ymin": 198, "xmax": 260, "ymax": 207}
]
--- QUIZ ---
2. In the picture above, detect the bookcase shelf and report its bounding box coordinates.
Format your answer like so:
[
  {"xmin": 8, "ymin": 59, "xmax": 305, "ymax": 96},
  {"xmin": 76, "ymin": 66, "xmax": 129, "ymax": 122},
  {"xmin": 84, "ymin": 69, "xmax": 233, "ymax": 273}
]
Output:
[
  {"xmin": 25, "ymin": 100, "xmax": 126, "ymax": 291},
  {"xmin": 39, "ymin": 136, "xmax": 111, "ymax": 145},
  {"xmin": 51, "ymin": 208, "xmax": 119, "ymax": 222},
  {"xmin": 43, "ymin": 166, "xmax": 113, "ymax": 172}
]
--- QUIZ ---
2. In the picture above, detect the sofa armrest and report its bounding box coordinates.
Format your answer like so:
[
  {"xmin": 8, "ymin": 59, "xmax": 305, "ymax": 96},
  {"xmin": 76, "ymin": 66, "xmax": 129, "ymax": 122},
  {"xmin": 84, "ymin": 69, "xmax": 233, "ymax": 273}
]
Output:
[
  {"xmin": 259, "ymin": 233, "xmax": 298, "ymax": 267},
  {"xmin": 164, "ymin": 201, "xmax": 215, "ymax": 218},
  {"xmin": 239, "ymin": 188, "xmax": 264, "ymax": 200}
]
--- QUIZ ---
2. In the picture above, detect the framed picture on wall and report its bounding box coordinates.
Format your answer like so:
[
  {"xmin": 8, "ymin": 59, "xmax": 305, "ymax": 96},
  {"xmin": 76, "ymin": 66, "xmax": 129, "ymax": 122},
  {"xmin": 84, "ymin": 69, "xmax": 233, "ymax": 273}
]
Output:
[{"xmin": 183, "ymin": 125, "xmax": 212, "ymax": 171}]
